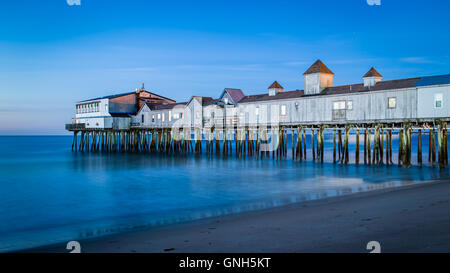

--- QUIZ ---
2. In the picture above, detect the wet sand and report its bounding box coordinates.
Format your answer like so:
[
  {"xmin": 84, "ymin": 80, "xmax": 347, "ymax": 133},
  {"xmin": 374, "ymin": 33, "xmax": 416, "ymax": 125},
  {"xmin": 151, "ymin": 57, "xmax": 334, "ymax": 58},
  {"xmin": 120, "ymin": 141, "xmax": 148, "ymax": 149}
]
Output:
[{"xmin": 30, "ymin": 180, "xmax": 450, "ymax": 253}]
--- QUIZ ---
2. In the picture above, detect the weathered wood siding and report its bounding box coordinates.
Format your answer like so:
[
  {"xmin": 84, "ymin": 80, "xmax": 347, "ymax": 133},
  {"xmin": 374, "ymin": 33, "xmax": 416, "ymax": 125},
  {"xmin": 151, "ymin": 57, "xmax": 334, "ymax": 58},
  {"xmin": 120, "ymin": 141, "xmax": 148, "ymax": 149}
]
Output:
[{"xmin": 417, "ymin": 85, "xmax": 450, "ymax": 118}]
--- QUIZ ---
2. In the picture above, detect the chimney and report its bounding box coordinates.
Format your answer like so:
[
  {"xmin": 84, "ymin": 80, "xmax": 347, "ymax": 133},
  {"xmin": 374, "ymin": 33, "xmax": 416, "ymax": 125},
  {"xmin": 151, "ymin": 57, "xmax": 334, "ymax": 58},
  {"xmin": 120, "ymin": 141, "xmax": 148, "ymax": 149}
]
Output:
[
  {"xmin": 303, "ymin": 60, "xmax": 334, "ymax": 95},
  {"xmin": 268, "ymin": 81, "xmax": 283, "ymax": 96},
  {"xmin": 363, "ymin": 67, "xmax": 382, "ymax": 88}
]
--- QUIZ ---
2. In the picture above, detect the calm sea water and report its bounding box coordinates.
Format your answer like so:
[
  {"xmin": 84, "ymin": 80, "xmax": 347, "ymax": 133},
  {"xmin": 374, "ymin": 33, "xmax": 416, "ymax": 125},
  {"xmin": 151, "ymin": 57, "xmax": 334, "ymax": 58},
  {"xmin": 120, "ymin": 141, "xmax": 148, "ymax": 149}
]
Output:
[{"xmin": 0, "ymin": 134, "xmax": 449, "ymax": 252}]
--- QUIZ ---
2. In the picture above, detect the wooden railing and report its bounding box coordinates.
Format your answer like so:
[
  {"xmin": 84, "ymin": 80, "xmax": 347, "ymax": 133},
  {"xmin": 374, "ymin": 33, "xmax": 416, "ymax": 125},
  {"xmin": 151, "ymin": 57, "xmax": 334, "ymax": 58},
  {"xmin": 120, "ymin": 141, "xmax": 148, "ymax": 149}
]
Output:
[{"xmin": 65, "ymin": 123, "xmax": 86, "ymax": 130}]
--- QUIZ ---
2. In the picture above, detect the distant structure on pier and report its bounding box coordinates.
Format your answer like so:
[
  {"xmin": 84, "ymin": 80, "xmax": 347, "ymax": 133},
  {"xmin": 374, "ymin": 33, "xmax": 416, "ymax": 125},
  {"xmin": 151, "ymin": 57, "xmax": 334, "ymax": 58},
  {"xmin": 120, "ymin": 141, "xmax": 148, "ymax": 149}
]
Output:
[{"xmin": 67, "ymin": 84, "xmax": 175, "ymax": 130}]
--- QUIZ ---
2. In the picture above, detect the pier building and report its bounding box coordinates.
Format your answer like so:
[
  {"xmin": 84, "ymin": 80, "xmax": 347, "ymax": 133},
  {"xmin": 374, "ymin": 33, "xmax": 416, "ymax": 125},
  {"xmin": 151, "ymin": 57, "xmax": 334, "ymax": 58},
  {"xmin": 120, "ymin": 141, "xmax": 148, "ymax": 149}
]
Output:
[{"xmin": 66, "ymin": 60, "xmax": 450, "ymax": 168}]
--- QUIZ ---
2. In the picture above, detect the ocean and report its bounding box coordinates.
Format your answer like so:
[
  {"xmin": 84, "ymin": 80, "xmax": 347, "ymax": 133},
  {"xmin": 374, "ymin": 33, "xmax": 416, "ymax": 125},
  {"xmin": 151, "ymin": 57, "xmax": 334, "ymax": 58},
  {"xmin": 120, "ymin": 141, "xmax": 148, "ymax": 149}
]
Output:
[{"xmin": 0, "ymin": 134, "xmax": 448, "ymax": 252}]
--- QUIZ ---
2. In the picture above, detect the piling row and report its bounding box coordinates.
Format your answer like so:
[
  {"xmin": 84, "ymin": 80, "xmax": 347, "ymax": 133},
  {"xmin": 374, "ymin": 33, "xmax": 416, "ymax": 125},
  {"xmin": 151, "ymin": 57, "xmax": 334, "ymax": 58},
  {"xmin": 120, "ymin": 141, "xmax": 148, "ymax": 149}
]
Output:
[{"xmin": 71, "ymin": 122, "xmax": 449, "ymax": 168}]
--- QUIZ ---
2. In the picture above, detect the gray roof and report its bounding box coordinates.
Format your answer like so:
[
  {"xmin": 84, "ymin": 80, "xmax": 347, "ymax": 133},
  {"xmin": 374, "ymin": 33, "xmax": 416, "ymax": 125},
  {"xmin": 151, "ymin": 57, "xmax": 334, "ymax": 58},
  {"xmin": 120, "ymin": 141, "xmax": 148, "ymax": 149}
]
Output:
[
  {"xmin": 224, "ymin": 88, "xmax": 245, "ymax": 103},
  {"xmin": 415, "ymin": 74, "xmax": 450, "ymax": 87},
  {"xmin": 78, "ymin": 92, "xmax": 135, "ymax": 103},
  {"xmin": 240, "ymin": 73, "xmax": 450, "ymax": 102},
  {"xmin": 240, "ymin": 90, "xmax": 304, "ymax": 103},
  {"xmin": 146, "ymin": 102, "xmax": 187, "ymax": 110}
]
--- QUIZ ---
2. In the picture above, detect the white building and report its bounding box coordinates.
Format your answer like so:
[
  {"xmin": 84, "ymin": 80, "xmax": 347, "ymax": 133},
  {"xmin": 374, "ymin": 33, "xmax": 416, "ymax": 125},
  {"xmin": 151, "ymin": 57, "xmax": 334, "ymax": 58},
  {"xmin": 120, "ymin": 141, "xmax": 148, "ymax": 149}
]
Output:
[
  {"xmin": 67, "ymin": 85, "xmax": 176, "ymax": 130},
  {"xmin": 68, "ymin": 60, "xmax": 450, "ymax": 132}
]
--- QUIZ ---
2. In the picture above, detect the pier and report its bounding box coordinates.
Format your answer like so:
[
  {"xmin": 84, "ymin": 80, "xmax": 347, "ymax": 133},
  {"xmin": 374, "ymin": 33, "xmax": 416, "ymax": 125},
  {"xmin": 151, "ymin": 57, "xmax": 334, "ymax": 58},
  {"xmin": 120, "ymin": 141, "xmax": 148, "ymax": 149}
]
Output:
[
  {"xmin": 66, "ymin": 60, "xmax": 450, "ymax": 168},
  {"xmin": 67, "ymin": 121, "xmax": 449, "ymax": 169}
]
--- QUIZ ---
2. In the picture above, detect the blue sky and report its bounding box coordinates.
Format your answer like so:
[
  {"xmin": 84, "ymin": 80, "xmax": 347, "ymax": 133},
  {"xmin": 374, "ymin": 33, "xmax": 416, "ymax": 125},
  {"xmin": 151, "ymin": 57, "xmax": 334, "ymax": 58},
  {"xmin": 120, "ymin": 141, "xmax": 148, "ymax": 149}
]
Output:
[{"xmin": 1, "ymin": 0, "xmax": 449, "ymax": 134}]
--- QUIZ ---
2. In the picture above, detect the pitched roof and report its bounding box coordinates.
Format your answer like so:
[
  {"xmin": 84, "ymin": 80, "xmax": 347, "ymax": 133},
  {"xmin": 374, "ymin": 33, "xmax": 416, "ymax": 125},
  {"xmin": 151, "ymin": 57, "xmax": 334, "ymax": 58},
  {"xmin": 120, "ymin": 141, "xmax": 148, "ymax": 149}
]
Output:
[
  {"xmin": 239, "ymin": 90, "xmax": 304, "ymax": 103},
  {"xmin": 268, "ymin": 81, "xmax": 283, "ymax": 89},
  {"xmin": 415, "ymin": 74, "xmax": 450, "ymax": 87},
  {"xmin": 78, "ymin": 91, "xmax": 135, "ymax": 103},
  {"xmin": 319, "ymin": 77, "xmax": 420, "ymax": 95},
  {"xmin": 303, "ymin": 60, "xmax": 334, "ymax": 75},
  {"xmin": 224, "ymin": 88, "xmax": 245, "ymax": 103},
  {"xmin": 201, "ymin": 97, "xmax": 215, "ymax": 106},
  {"xmin": 146, "ymin": 102, "xmax": 187, "ymax": 110},
  {"xmin": 239, "ymin": 76, "xmax": 429, "ymax": 102},
  {"xmin": 138, "ymin": 90, "xmax": 176, "ymax": 103},
  {"xmin": 78, "ymin": 90, "xmax": 175, "ymax": 103},
  {"xmin": 203, "ymin": 98, "xmax": 221, "ymax": 106},
  {"xmin": 363, "ymin": 67, "xmax": 382, "ymax": 78}
]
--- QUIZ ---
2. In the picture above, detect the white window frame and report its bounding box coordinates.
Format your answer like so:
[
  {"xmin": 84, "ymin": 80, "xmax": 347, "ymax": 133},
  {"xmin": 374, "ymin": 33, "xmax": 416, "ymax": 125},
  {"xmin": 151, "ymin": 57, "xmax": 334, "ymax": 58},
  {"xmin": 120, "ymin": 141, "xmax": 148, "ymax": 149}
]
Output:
[
  {"xmin": 435, "ymin": 93, "xmax": 443, "ymax": 108},
  {"xmin": 169, "ymin": 110, "xmax": 172, "ymax": 121},
  {"xmin": 280, "ymin": 105, "xmax": 287, "ymax": 116},
  {"xmin": 347, "ymin": 101, "xmax": 353, "ymax": 110},
  {"xmin": 333, "ymin": 101, "xmax": 346, "ymax": 110},
  {"xmin": 388, "ymin": 97, "xmax": 396, "ymax": 109}
]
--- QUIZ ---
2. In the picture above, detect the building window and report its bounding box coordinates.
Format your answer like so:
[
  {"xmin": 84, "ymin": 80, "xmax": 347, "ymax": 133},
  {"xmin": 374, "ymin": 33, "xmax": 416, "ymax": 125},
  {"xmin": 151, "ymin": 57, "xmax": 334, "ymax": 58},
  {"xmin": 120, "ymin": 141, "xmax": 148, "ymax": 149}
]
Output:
[
  {"xmin": 141, "ymin": 114, "xmax": 144, "ymax": 123},
  {"xmin": 347, "ymin": 101, "xmax": 353, "ymax": 110},
  {"xmin": 280, "ymin": 105, "xmax": 287, "ymax": 116},
  {"xmin": 388, "ymin": 97, "xmax": 396, "ymax": 109},
  {"xmin": 162, "ymin": 113, "xmax": 165, "ymax": 122},
  {"xmin": 435, "ymin": 93, "xmax": 443, "ymax": 108},
  {"xmin": 169, "ymin": 111, "xmax": 172, "ymax": 122},
  {"xmin": 332, "ymin": 101, "xmax": 346, "ymax": 120},
  {"xmin": 255, "ymin": 107, "xmax": 260, "ymax": 121},
  {"xmin": 152, "ymin": 115, "xmax": 155, "ymax": 122},
  {"xmin": 157, "ymin": 114, "xmax": 161, "ymax": 120}
]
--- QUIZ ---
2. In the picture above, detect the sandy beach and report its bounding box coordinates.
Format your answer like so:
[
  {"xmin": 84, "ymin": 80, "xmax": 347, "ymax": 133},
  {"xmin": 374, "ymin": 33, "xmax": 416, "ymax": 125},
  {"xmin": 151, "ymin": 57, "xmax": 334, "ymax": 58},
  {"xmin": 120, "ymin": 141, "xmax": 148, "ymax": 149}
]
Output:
[{"xmin": 29, "ymin": 180, "xmax": 450, "ymax": 253}]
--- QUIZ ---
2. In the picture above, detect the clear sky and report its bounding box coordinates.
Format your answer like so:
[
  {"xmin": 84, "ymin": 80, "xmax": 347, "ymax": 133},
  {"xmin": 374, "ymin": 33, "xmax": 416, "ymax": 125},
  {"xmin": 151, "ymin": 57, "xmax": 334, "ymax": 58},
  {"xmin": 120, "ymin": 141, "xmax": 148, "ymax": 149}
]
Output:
[{"xmin": 1, "ymin": 0, "xmax": 449, "ymax": 135}]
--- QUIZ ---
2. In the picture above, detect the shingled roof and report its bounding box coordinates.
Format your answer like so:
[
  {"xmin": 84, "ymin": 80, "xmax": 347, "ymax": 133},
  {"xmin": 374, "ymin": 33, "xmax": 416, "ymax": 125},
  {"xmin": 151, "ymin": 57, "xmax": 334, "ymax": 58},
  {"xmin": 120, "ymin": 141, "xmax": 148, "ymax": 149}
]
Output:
[
  {"xmin": 144, "ymin": 74, "xmax": 450, "ymax": 106},
  {"xmin": 239, "ymin": 90, "xmax": 304, "ymax": 103},
  {"xmin": 363, "ymin": 67, "xmax": 383, "ymax": 78},
  {"xmin": 303, "ymin": 60, "xmax": 334, "ymax": 75},
  {"xmin": 239, "ymin": 76, "xmax": 426, "ymax": 102},
  {"xmin": 318, "ymin": 77, "xmax": 420, "ymax": 95},
  {"xmin": 78, "ymin": 91, "xmax": 135, "ymax": 103},
  {"xmin": 268, "ymin": 81, "xmax": 283, "ymax": 89},
  {"xmin": 224, "ymin": 88, "xmax": 245, "ymax": 104},
  {"xmin": 201, "ymin": 97, "xmax": 215, "ymax": 106},
  {"xmin": 146, "ymin": 102, "xmax": 187, "ymax": 110}
]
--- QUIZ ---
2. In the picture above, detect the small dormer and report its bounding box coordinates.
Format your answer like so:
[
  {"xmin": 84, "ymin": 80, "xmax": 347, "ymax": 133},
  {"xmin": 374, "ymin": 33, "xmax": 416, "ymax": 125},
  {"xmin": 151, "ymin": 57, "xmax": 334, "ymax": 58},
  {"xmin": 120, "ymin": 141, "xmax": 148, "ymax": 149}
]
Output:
[
  {"xmin": 363, "ymin": 67, "xmax": 383, "ymax": 88},
  {"xmin": 303, "ymin": 60, "xmax": 334, "ymax": 95},
  {"xmin": 268, "ymin": 81, "xmax": 283, "ymax": 96}
]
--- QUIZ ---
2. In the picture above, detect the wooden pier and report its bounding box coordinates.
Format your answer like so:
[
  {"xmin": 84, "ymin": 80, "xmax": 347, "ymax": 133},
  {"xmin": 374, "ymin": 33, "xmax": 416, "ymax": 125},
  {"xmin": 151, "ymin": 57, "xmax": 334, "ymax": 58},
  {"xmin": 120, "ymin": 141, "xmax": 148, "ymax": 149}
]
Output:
[{"xmin": 68, "ymin": 121, "xmax": 449, "ymax": 169}]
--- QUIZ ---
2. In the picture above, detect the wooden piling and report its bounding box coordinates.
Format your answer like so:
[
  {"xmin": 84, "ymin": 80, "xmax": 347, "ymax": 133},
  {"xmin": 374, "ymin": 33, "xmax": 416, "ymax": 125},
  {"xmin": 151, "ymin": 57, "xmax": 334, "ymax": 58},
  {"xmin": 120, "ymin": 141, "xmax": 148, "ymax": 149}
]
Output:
[
  {"xmin": 333, "ymin": 128, "xmax": 336, "ymax": 163},
  {"xmin": 355, "ymin": 128, "xmax": 359, "ymax": 164},
  {"xmin": 311, "ymin": 128, "xmax": 315, "ymax": 161},
  {"xmin": 367, "ymin": 128, "xmax": 371, "ymax": 165},
  {"xmin": 418, "ymin": 129, "xmax": 422, "ymax": 166}
]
